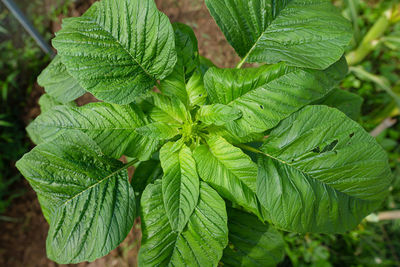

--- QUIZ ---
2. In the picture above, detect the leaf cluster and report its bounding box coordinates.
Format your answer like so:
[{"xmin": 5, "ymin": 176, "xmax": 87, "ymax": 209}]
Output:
[{"xmin": 16, "ymin": 0, "xmax": 393, "ymax": 265}]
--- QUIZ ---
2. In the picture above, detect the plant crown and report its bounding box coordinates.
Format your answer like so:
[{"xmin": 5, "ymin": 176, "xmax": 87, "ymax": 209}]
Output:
[{"xmin": 16, "ymin": 0, "xmax": 392, "ymax": 265}]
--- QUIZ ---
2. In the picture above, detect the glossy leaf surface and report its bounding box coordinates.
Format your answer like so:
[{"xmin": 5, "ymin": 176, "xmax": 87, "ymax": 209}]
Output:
[
  {"xmin": 221, "ymin": 208, "xmax": 285, "ymax": 267},
  {"xmin": 27, "ymin": 103, "xmax": 158, "ymax": 160},
  {"xmin": 257, "ymin": 105, "xmax": 392, "ymax": 233},
  {"xmin": 194, "ymin": 136, "xmax": 262, "ymax": 218},
  {"xmin": 16, "ymin": 131, "xmax": 136, "ymax": 263},
  {"xmin": 160, "ymin": 22, "xmax": 199, "ymax": 105},
  {"xmin": 205, "ymin": 0, "xmax": 352, "ymax": 69},
  {"xmin": 196, "ymin": 104, "xmax": 242, "ymax": 126},
  {"xmin": 160, "ymin": 143, "xmax": 200, "ymax": 232},
  {"xmin": 53, "ymin": 0, "xmax": 177, "ymax": 104},
  {"xmin": 37, "ymin": 56, "xmax": 85, "ymax": 103},
  {"xmin": 139, "ymin": 181, "xmax": 228, "ymax": 266},
  {"xmin": 204, "ymin": 58, "xmax": 347, "ymax": 136},
  {"xmin": 314, "ymin": 88, "xmax": 363, "ymax": 121}
]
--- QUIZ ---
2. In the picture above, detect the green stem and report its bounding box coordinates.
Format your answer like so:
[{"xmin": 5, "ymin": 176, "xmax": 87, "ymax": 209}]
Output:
[
  {"xmin": 345, "ymin": 0, "xmax": 361, "ymax": 43},
  {"xmin": 236, "ymin": 32, "xmax": 265, "ymax": 69},
  {"xmin": 346, "ymin": 8, "xmax": 392, "ymax": 66},
  {"xmin": 236, "ymin": 143, "xmax": 263, "ymax": 154},
  {"xmin": 0, "ymin": 215, "xmax": 19, "ymax": 222},
  {"xmin": 124, "ymin": 158, "xmax": 139, "ymax": 168},
  {"xmin": 236, "ymin": 57, "xmax": 246, "ymax": 69}
]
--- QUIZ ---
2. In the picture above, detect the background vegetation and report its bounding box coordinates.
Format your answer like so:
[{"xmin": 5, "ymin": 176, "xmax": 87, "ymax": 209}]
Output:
[{"xmin": 0, "ymin": 0, "xmax": 399, "ymax": 266}]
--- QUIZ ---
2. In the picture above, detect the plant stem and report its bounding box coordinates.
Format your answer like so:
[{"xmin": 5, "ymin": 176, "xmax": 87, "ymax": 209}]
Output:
[
  {"xmin": 370, "ymin": 117, "xmax": 397, "ymax": 137},
  {"xmin": 346, "ymin": 8, "xmax": 392, "ymax": 66},
  {"xmin": 378, "ymin": 210, "xmax": 400, "ymax": 221},
  {"xmin": 345, "ymin": 0, "xmax": 361, "ymax": 43},
  {"xmin": 124, "ymin": 158, "xmax": 139, "ymax": 168},
  {"xmin": 0, "ymin": 215, "xmax": 20, "ymax": 222},
  {"xmin": 236, "ymin": 57, "xmax": 246, "ymax": 69},
  {"xmin": 236, "ymin": 143, "xmax": 263, "ymax": 154}
]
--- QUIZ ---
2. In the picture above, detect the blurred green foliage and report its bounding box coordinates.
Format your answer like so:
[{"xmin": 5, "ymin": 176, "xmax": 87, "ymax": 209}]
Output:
[
  {"xmin": 341, "ymin": 0, "xmax": 400, "ymax": 127},
  {"xmin": 0, "ymin": 0, "xmax": 71, "ymax": 215}
]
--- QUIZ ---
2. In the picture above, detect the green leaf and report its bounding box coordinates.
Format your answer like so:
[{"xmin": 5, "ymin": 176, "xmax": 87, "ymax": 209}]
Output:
[
  {"xmin": 172, "ymin": 23, "xmax": 199, "ymax": 75},
  {"xmin": 139, "ymin": 181, "xmax": 228, "ymax": 266},
  {"xmin": 314, "ymin": 88, "xmax": 363, "ymax": 121},
  {"xmin": 160, "ymin": 23, "xmax": 199, "ymax": 105},
  {"xmin": 38, "ymin": 94, "xmax": 76, "ymax": 114},
  {"xmin": 205, "ymin": 0, "xmax": 352, "ymax": 69},
  {"xmin": 148, "ymin": 92, "xmax": 191, "ymax": 125},
  {"xmin": 257, "ymin": 105, "xmax": 392, "ymax": 233},
  {"xmin": 136, "ymin": 122, "xmax": 180, "ymax": 140},
  {"xmin": 131, "ymin": 159, "xmax": 162, "ymax": 196},
  {"xmin": 193, "ymin": 135, "xmax": 262, "ymax": 218},
  {"xmin": 199, "ymin": 56, "xmax": 216, "ymax": 75},
  {"xmin": 170, "ymin": 137, "xmax": 186, "ymax": 153},
  {"xmin": 221, "ymin": 207, "xmax": 285, "ymax": 267},
  {"xmin": 131, "ymin": 159, "xmax": 162, "ymax": 212},
  {"xmin": 0, "ymin": 120, "xmax": 12, "ymax": 127},
  {"xmin": 204, "ymin": 57, "xmax": 347, "ymax": 136},
  {"xmin": 160, "ymin": 143, "xmax": 200, "ymax": 232},
  {"xmin": 37, "ymin": 56, "xmax": 86, "ymax": 103},
  {"xmin": 186, "ymin": 69, "xmax": 208, "ymax": 106},
  {"xmin": 207, "ymin": 125, "xmax": 264, "ymax": 144},
  {"xmin": 53, "ymin": 0, "xmax": 177, "ymax": 104},
  {"xmin": 16, "ymin": 131, "xmax": 136, "ymax": 263},
  {"xmin": 26, "ymin": 103, "xmax": 159, "ymax": 160},
  {"xmin": 196, "ymin": 104, "xmax": 242, "ymax": 126}
]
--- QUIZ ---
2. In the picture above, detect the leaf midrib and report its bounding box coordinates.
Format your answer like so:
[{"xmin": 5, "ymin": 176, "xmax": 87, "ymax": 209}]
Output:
[
  {"xmin": 258, "ymin": 147, "xmax": 374, "ymax": 202},
  {"xmin": 78, "ymin": 11, "xmax": 154, "ymax": 79},
  {"xmin": 34, "ymin": 122, "xmax": 137, "ymax": 131},
  {"xmin": 205, "ymin": 141, "xmax": 260, "ymax": 214},
  {"xmin": 59, "ymin": 160, "xmax": 135, "ymax": 207},
  {"xmin": 237, "ymin": 0, "xmax": 293, "ymax": 64},
  {"xmin": 227, "ymin": 67, "xmax": 299, "ymax": 106}
]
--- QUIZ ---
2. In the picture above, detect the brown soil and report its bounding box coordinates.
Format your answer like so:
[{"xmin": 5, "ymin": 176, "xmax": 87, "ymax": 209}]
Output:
[{"xmin": 0, "ymin": 0, "xmax": 237, "ymax": 266}]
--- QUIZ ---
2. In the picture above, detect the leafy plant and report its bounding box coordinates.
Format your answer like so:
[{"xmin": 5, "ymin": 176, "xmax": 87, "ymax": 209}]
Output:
[{"xmin": 16, "ymin": 0, "xmax": 393, "ymax": 265}]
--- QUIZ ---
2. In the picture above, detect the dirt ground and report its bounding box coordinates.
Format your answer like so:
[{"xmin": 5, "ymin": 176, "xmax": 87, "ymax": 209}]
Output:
[{"xmin": 0, "ymin": 0, "xmax": 237, "ymax": 266}]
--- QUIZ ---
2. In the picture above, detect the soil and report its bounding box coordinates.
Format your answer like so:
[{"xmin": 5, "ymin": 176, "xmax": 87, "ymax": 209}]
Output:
[{"xmin": 0, "ymin": 0, "xmax": 237, "ymax": 266}]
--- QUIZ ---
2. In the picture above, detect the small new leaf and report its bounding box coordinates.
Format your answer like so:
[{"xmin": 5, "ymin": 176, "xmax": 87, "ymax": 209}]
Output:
[
  {"xmin": 197, "ymin": 104, "xmax": 242, "ymax": 126},
  {"xmin": 160, "ymin": 22, "xmax": 200, "ymax": 105},
  {"xmin": 136, "ymin": 122, "xmax": 180, "ymax": 140},
  {"xmin": 148, "ymin": 93, "xmax": 191, "ymax": 125},
  {"xmin": 160, "ymin": 143, "xmax": 200, "ymax": 232},
  {"xmin": 139, "ymin": 181, "xmax": 228, "ymax": 266},
  {"xmin": 193, "ymin": 136, "xmax": 263, "ymax": 218}
]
